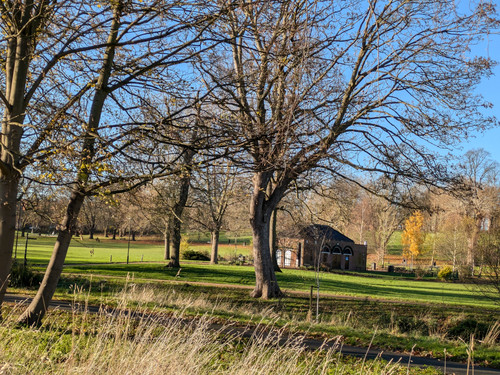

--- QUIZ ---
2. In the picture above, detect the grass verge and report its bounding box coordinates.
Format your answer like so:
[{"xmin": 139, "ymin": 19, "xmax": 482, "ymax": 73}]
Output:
[{"xmin": 1, "ymin": 293, "xmax": 440, "ymax": 375}]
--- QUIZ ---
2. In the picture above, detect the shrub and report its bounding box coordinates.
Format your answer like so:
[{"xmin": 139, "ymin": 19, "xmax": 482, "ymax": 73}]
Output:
[
  {"xmin": 447, "ymin": 317, "xmax": 489, "ymax": 341},
  {"xmin": 227, "ymin": 253, "xmax": 253, "ymax": 266},
  {"xmin": 396, "ymin": 316, "xmax": 429, "ymax": 335},
  {"xmin": 180, "ymin": 235, "xmax": 190, "ymax": 253},
  {"xmin": 414, "ymin": 267, "xmax": 427, "ymax": 280},
  {"xmin": 9, "ymin": 261, "xmax": 43, "ymax": 288},
  {"xmin": 438, "ymin": 266, "xmax": 454, "ymax": 281},
  {"xmin": 182, "ymin": 249, "xmax": 210, "ymax": 261}
]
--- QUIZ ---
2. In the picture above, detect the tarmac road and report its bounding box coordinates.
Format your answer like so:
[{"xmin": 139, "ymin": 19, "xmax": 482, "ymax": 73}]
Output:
[{"xmin": 4, "ymin": 294, "xmax": 500, "ymax": 375}]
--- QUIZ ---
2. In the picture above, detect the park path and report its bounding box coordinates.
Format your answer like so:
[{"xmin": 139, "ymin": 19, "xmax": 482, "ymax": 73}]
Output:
[{"xmin": 4, "ymin": 293, "xmax": 500, "ymax": 375}]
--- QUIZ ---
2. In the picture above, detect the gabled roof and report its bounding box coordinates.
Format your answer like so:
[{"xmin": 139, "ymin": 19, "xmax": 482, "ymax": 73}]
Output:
[{"xmin": 301, "ymin": 224, "xmax": 354, "ymax": 243}]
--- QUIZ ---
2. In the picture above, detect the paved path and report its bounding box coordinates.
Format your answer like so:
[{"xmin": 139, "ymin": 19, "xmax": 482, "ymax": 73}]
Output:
[{"xmin": 5, "ymin": 294, "xmax": 500, "ymax": 375}]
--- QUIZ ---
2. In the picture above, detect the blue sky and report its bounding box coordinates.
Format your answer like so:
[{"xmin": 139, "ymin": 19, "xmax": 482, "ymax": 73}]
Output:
[{"xmin": 455, "ymin": 1, "xmax": 500, "ymax": 163}]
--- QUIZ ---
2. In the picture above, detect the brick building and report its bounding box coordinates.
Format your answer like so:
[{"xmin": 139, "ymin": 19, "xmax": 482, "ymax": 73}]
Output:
[{"xmin": 277, "ymin": 224, "xmax": 367, "ymax": 271}]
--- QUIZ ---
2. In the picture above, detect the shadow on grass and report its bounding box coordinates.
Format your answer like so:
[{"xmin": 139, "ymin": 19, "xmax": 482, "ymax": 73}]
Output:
[
  {"xmin": 65, "ymin": 263, "xmax": 257, "ymax": 285},
  {"xmin": 59, "ymin": 262, "xmax": 500, "ymax": 309}
]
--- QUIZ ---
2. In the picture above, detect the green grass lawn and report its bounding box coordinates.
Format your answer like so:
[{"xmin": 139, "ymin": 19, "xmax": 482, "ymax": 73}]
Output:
[
  {"xmin": 12, "ymin": 232, "xmax": 500, "ymax": 370},
  {"xmin": 19, "ymin": 232, "xmax": 499, "ymax": 309},
  {"xmin": 58, "ymin": 262, "xmax": 499, "ymax": 309},
  {"xmin": 15, "ymin": 235, "xmax": 165, "ymax": 264},
  {"xmin": 15, "ymin": 234, "xmax": 251, "ymax": 265}
]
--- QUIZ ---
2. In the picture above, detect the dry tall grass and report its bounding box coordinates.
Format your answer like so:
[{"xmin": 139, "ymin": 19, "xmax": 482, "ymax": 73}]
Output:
[{"xmin": 0, "ymin": 287, "xmax": 436, "ymax": 375}]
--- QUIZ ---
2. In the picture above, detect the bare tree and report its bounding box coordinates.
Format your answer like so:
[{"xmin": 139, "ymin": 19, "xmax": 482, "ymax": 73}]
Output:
[
  {"xmin": 474, "ymin": 211, "xmax": 500, "ymax": 305},
  {"xmin": 189, "ymin": 160, "xmax": 238, "ymax": 264},
  {"xmin": 368, "ymin": 194, "xmax": 407, "ymax": 268},
  {"xmin": 17, "ymin": 0, "xmax": 220, "ymax": 325},
  {"xmin": 200, "ymin": 0, "xmax": 496, "ymax": 298},
  {"xmin": 167, "ymin": 148, "xmax": 196, "ymax": 268},
  {"xmin": 0, "ymin": 0, "xmax": 103, "ymax": 314},
  {"xmin": 457, "ymin": 149, "xmax": 499, "ymax": 274},
  {"xmin": 308, "ymin": 179, "xmax": 360, "ymax": 236}
]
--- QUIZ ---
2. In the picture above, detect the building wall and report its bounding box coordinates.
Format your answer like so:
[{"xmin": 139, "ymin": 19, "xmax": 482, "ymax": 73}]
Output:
[{"xmin": 278, "ymin": 237, "xmax": 367, "ymax": 271}]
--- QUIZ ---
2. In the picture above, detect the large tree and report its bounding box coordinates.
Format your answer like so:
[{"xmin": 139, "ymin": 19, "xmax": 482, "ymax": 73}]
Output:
[
  {"xmin": 458, "ymin": 149, "xmax": 499, "ymax": 274},
  {"xmin": 17, "ymin": 0, "xmax": 220, "ymax": 325},
  {"xmin": 0, "ymin": 0, "xmax": 104, "ymax": 315},
  {"xmin": 200, "ymin": 0, "xmax": 497, "ymax": 298}
]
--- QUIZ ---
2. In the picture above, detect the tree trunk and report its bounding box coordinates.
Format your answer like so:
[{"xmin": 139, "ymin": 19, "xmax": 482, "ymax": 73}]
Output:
[
  {"xmin": 17, "ymin": 4, "xmax": 122, "ymax": 325},
  {"xmin": 269, "ymin": 208, "xmax": 281, "ymax": 272},
  {"xmin": 249, "ymin": 172, "xmax": 282, "ymax": 299},
  {"xmin": 251, "ymin": 218, "xmax": 281, "ymax": 298},
  {"xmin": 168, "ymin": 215, "xmax": 182, "ymax": 268},
  {"xmin": 467, "ymin": 216, "xmax": 482, "ymax": 276},
  {"xmin": 167, "ymin": 150, "xmax": 194, "ymax": 268},
  {"xmin": 210, "ymin": 230, "xmax": 219, "ymax": 264},
  {"xmin": 89, "ymin": 228, "xmax": 94, "ymax": 240},
  {"xmin": 0, "ymin": 49, "xmax": 28, "ymax": 312},
  {"xmin": 0, "ymin": 177, "xmax": 19, "ymax": 313},
  {"xmin": 163, "ymin": 221, "xmax": 171, "ymax": 260},
  {"xmin": 112, "ymin": 228, "xmax": 117, "ymax": 240},
  {"xmin": 18, "ymin": 190, "xmax": 85, "ymax": 325},
  {"xmin": 0, "ymin": 1, "xmax": 52, "ymax": 313}
]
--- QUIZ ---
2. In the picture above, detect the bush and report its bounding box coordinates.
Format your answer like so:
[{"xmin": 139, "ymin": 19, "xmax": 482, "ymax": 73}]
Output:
[
  {"xmin": 396, "ymin": 316, "xmax": 429, "ymax": 335},
  {"xmin": 447, "ymin": 317, "xmax": 489, "ymax": 341},
  {"xmin": 438, "ymin": 266, "xmax": 454, "ymax": 281},
  {"xmin": 180, "ymin": 235, "xmax": 190, "ymax": 253},
  {"xmin": 9, "ymin": 261, "xmax": 43, "ymax": 288},
  {"xmin": 227, "ymin": 253, "xmax": 252, "ymax": 266},
  {"xmin": 182, "ymin": 250, "xmax": 210, "ymax": 261}
]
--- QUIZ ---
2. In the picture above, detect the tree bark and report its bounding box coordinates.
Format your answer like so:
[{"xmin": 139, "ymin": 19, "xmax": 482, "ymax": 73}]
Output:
[
  {"xmin": 168, "ymin": 215, "xmax": 182, "ymax": 268},
  {"xmin": 0, "ymin": 12, "xmax": 37, "ymax": 312},
  {"xmin": 167, "ymin": 180, "xmax": 190, "ymax": 267},
  {"xmin": 18, "ymin": 190, "xmax": 85, "ymax": 325},
  {"xmin": 0, "ymin": 177, "xmax": 19, "ymax": 313},
  {"xmin": 17, "ymin": 3, "xmax": 122, "ymax": 325},
  {"xmin": 467, "ymin": 216, "xmax": 483, "ymax": 276},
  {"xmin": 269, "ymin": 208, "xmax": 281, "ymax": 272},
  {"xmin": 163, "ymin": 221, "xmax": 171, "ymax": 260},
  {"xmin": 249, "ymin": 172, "xmax": 282, "ymax": 298},
  {"xmin": 167, "ymin": 151, "xmax": 194, "ymax": 268},
  {"xmin": 210, "ymin": 230, "xmax": 219, "ymax": 264}
]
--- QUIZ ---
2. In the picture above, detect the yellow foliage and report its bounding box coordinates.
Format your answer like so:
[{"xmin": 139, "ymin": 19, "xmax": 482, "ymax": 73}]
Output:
[
  {"xmin": 180, "ymin": 235, "xmax": 190, "ymax": 253},
  {"xmin": 402, "ymin": 211, "xmax": 425, "ymax": 258}
]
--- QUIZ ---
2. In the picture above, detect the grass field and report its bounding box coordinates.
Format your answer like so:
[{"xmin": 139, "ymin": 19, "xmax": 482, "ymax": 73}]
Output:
[
  {"xmin": 15, "ymin": 234, "xmax": 252, "ymax": 265},
  {"xmin": 56, "ymin": 262, "xmax": 499, "ymax": 309},
  {"xmin": 18, "ymin": 233, "xmax": 498, "ymax": 309},
  {"xmin": 9, "ymin": 232, "xmax": 500, "ymax": 371}
]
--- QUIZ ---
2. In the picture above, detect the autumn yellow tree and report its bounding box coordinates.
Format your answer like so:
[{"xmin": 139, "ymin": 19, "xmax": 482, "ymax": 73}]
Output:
[{"xmin": 402, "ymin": 211, "xmax": 426, "ymax": 261}]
